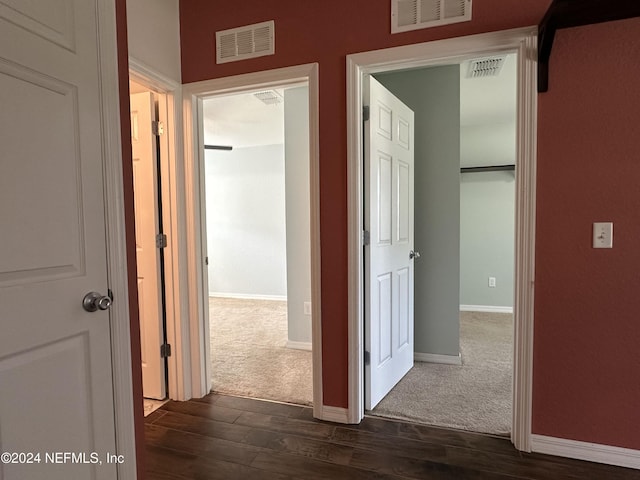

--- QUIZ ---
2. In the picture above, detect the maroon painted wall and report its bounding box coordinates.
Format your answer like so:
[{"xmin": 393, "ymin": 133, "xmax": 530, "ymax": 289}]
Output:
[
  {"xmin": 533, "ymin": 17, "xmax": 640, "ymax": 450},
  {"xmin": 179, "ymin": 0, "xmax": 640, "ymax": 450},
  {"xmin": 115, "ymin": 0, "xmax": 146, "ymax": 477}
]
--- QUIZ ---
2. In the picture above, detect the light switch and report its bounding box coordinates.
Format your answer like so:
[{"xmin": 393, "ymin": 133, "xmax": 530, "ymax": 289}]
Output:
[{"xmin": 593, "ymin": 222, "xmax": 613, "ymax": 249}]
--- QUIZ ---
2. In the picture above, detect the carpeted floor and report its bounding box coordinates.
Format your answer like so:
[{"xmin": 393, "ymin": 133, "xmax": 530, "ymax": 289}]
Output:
[
  {"xmin": 209, "ymin": 297, "xmax": 313, "ymax": 405},
  {"xmin": 209, "ymin": 298, "xmax": 512, "ymax": 435},
  {"xmin": 372, "ymin": 311, "xmax": 513, "ymax": 435}
]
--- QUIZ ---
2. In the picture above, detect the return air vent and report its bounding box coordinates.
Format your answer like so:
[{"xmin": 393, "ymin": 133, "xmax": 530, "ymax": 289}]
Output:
[
  {"xmin": 466, "ymin": 56, "xmax": 506, "ymax": 78},
  {"xmin": 391, "ymin": 0, "xmax": 472, "ymax": 34},
  {"xmin": 216, "ymin": 20, "xmax": 275, "ymax": 64}
]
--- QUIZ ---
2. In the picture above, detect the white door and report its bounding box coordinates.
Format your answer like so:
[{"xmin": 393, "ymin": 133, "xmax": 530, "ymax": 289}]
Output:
[
  {"xmin": 0, "ymin": 2, "xmax": 119, "ymax": 479},
  {"xmin": 365, "ymin": 76, "xmax": 415, "ymax": 410},
  {"xmin": 131, "ymin": 92, "xmax": 166, "ymax": 400}
]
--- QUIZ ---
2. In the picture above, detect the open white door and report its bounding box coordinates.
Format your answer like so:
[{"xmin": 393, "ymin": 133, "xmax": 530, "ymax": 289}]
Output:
[
  {"xmin": 0, "ymin": 2, "xmax": 120, "ymax": 479},
  {"xmin": 365, "ymin": 76, "xmax": 415, "ymax": 410},
  {"xmin": 131, "ymin": 91, "xmax": 167, "ymax": 400}
]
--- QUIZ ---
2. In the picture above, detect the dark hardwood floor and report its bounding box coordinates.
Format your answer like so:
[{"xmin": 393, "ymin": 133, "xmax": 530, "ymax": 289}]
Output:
[{"xmin": 145, "ymin": 393, "xmax": 640, "ymax": 480}]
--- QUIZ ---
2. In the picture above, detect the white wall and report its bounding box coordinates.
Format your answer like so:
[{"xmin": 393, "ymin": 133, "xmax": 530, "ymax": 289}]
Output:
[
  {"xmin": 284, "ymin": 87, "xmax": 312, "ymax": 345},
  {"xmin": 126, "ymin": 0, "xmax": 181, "ymax": 81},
  {"xmin": 460, "ymin": 172, "xmax": 515, "ymax": 308},
  {"xmin": 205, "ymin": 145, "xmax": 288, "ymax": 299}
]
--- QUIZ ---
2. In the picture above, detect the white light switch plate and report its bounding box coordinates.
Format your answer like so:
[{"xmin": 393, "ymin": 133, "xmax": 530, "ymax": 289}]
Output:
[{"xmin": 593, "ymin": 222, "xmax": 613, "ymax": 248}]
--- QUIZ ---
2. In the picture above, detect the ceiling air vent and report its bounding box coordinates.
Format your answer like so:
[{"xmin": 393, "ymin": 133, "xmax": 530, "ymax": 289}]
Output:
[
  {"xmin": 466, "ymin": 56, "xmax": 506, "ymax": 78},
  {"xmin": 254, "ymin": 90, "xmax": 283, "ymax": 105},
  {"xmin": 216, "ymin": 20, "xmax": 275, "ymax": 64},
  {"xmin": 391, "ymin": 0, "xmax": 472, "ymax": 34}
]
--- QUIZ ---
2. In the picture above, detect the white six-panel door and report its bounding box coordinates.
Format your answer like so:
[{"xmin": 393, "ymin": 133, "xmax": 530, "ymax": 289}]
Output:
[
  {"xmin": 131, "ymin": 91, "xmax": 166, "ymax": 400},
  {"xmin": 0, "ymin": 1, "xmax": 118, "ymax": 478},
  {"xmin": 365, "ymin": 76, "xmax": 415, "ymax": 410}
]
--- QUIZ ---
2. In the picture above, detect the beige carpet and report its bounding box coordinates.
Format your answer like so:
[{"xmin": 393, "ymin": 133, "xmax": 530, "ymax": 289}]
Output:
[
  {"xmin": 209, "ymin": 297, "xmax": 313, "ymax": 405},
  {"xmin": 372, "ymin": 311, "xmax": 513, "ymax": 435},
  {"xmin": 210, "ymin": 300, "xmax": 512, "ymax": 434}
]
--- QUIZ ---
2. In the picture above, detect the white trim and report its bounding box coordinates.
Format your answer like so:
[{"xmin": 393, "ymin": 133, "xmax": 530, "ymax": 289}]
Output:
[
  {"xmin": 128, "ymin": 57, "xmax": 189, "ymax": 402},
  {"xmin": 181, "ymin": 64, "xmax": 324, "ymax": 418},
  {"xmin": 346, "ymin": 27, "xmax": 538, "ymax": 449},
  {"xmin": 321, "ymin": 406, "xmax": 350, "ymax": 424},
  {"xmin": 460, "ymin": 305, "xmax": 514, "ymax": 314},
  {"xmin": 286, "ymin": 341, "xmax": 312, "ymax": 351},
  {"xmin": 209, "ymin": 292, "xmax": 287, "ymax": 301},
  {"xmin": 414, "ymin": 352, "xmax": 462, "ymax": 365},
  {"xmin": 98, "ymin": 1, "xmax": 136, "ymax": 478},
  {"xmin": 531, "ymin": 435, "xmax": 640, "ymax": 470}
]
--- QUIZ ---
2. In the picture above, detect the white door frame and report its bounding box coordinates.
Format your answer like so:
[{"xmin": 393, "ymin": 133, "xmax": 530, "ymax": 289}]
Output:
[
  {"xmin": 129, "ymin": 58, "xmax": 189, "ymax": 401},
  {"xmin": 97, "ymin": 1, "xmax": 136, "ymax": 478},
  {"xmin": 346, "ymin": 27, "xmax": 538, "ymax": 452},
  {"xmin": 181, "ymin": 64, "xmax": 325, "ymax": 418}
]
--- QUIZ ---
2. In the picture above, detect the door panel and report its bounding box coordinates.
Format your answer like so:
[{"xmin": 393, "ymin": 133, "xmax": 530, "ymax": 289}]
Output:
[
  {"xmin": 365, "ymin": 76, "xmax": 415, "ymax": 410},
  {"xmin": 130, "ymin": 91, "xmax": 166, "ymax": 400},
  {"xmin": 0, "ymin": 1, "xmax": 118, "ymax": 478}
]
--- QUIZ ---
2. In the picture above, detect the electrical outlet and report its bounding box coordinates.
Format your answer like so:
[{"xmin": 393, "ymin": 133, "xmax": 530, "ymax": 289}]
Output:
[
  {"xmin": 593, "ymin": 222, "xmax": 613, "ymax": 248},
  {"xmin": 303, "ymin": 302, "xmax": 312, "ymax": 315},
  {"xmin": 488, "ymin": 277, "xmax": 496, "ymax": 288}
]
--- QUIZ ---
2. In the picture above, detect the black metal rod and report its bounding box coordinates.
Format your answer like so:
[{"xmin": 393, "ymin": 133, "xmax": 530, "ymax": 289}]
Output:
[
  {"xmin": 460, "ymin": 165, "xmax": 515, "ymax": 173},
  {"xmin": 204, "ymin": 145, "xmax": 233, "ymax": 151}
]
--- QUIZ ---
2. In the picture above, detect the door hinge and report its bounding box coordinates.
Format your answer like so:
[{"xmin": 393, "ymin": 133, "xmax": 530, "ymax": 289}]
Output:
[
  {"xmin": 364, "ymin": 350, "xmax": 370, "ymax": 366},
  {"xmin": 363, "ymin": 105, "xmax": 370, "ymax": 122},
  {"xmin": 363, "ymin": 230, "xmax": 370, "ymax": 246},
  {"xmin": 205, "ymin": 256, "xmax": 209, "ymax": 266},
  {"xmin": 152, "ymin": 121, "xmax": 164, "ymax": 136},
  {"xmin": 156, "ymin": 233, "xmax": 168, "ymax": 249},
  {"xmin": 160, "ymin": 343, "xmax": 172, "ymax": 358}
]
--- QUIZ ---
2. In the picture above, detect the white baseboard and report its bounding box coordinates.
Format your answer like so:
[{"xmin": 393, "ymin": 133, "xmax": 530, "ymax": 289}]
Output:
[
  {"xmin": 414, "ymin": 352, "xmax": 462, "ymax": 365},
  {"xmin": 286, "ymin": 340, "xmax": 312, "ymax": 351},
  {"xmin": 320, "ymin": 405, "xmax": 350, "ymax": 424},
  {"xmin": 460, "ymin": 304, "xmax": 513, "ymax": 314},
  {"xmin": 531, "ymin": 435, "xmax": 640, "ymax": 470},
  {"xmin": 209, "ymin": 292, "xmax": 287, "ymax": 301}
]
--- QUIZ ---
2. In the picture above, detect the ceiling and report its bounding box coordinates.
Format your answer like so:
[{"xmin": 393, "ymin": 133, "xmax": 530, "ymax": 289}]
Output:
[
  {"xmin": 201, "ymin": 53, "xmax": 517, "ymax": 152},
  {"xmin": 203, "ymin": 89, "xmax": 285, "ymax": 148}
]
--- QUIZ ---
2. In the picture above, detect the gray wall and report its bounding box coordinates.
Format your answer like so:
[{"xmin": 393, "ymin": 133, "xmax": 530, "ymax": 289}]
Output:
[
  {"xmin": 126, "ymin": 0, "xmax": 181, "ymax": 81},
  {"xmin": 375, "ymin": 66, "xmax": 461, "ymax": 357},
  {"xmin": 204, "ymin": 145, "xmax": 288, "ymax": 298},
  {"xmin": 460, "ymin": 171, "xmax": 515, "ymax": 308},
  {"xmin": 284, "ymin": 87, "xmax": 312, "ymax": 345}
]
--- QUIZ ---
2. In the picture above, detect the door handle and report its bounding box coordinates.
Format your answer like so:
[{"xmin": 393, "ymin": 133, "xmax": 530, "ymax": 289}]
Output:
[
  {"xmin": 83, "ymin": 292, "xmax": 112, "ymax": 312},
  {"xmin": 409, "ymin": 250, "xmax": 421, "ymax": 260}
]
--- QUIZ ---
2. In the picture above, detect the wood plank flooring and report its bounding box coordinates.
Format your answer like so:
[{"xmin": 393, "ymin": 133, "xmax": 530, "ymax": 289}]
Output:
[{"xmin": 145, "ymin": 393, "xmax": 640, "ymax": 480}]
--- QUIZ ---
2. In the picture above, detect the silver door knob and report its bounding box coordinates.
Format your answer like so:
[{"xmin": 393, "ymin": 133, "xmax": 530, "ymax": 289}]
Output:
[
  {"xmin": 83, "ymin": 292, "xmax": 112, "ymax": 312},
  {"xmin": 409, "ymin": 250, "xmax": 421, "ymax": 260}
]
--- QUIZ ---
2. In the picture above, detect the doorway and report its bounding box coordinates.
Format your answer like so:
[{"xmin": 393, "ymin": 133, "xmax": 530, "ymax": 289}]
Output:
[
  {"xmin": 346, "ymin": 28, "xmax": 538, "ymax": 451},
  {"xmin": 129, "ymin": 74, "xmax": 177, "ymax": 416},
  {"xmin": 365, "ymin": 54, "xmax": 517, "ymax": 435},
  {"xmin": 203, "ymin": 86, "xmax": 313, "ymax": 406}
]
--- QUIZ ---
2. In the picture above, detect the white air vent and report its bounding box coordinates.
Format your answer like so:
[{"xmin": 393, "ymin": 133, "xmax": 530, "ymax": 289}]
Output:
[
  {"xmin": 254, "ymin": 90, "xmax": 282, "ymax": 105},
  {"xmin": 467, "ymin": 56, "xmax": 506, "ymax": 78},
  {"xmin": 391, "ymin": 0, "xmax": 472, "ymax": 34},
  {"xmin": 216, "ymin": 20, "xmax": 275, "ymax": 64}
]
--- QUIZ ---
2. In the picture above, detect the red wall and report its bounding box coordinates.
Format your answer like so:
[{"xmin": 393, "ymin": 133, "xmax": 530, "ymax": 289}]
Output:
[
  {"xmin": 115, "ymin": 0, "xmax": 146, "ymax": 477},
  {"xmin": 179, "ymin": 0, "xmax": 640, "ymax": 450},
  {"xmin": 533, "ymin": 17, "xmax": 640, "ymax": 450}
]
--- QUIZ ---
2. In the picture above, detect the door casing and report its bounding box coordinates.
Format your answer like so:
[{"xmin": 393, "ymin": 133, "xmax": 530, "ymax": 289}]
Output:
[
  {"xmin": 346, "ymin": 27, "xmax": 538, "ymax": 452},
  {"xmin": 181, "ymin": 64, "xmax": 325, "ymax": 419},
  {"xmin": 129, "ymin": 58, "xmax": 187, "ymax": 401}
]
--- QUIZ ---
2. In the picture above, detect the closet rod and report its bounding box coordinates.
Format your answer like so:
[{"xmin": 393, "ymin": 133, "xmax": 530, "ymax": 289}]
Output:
[
  {"xmin": 204, "ymin": 145, "xmax": 233, "ymax": 151},
  {"xmin": 460, "ymin": 165, "xmax": 515, "ymax": 173}
]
